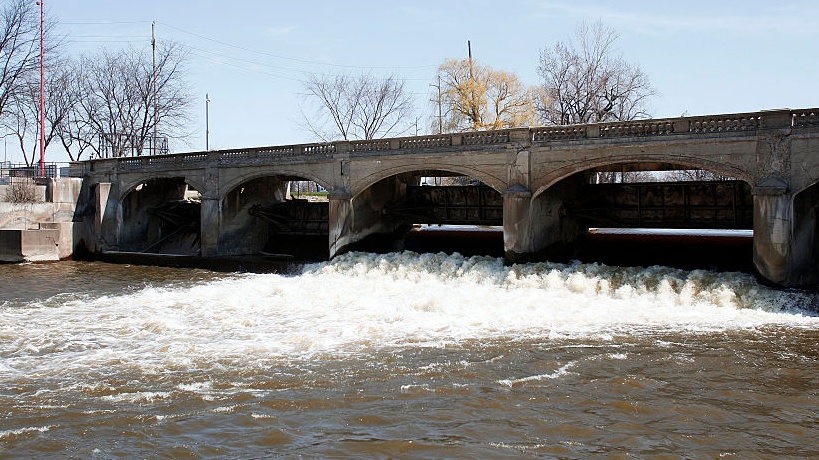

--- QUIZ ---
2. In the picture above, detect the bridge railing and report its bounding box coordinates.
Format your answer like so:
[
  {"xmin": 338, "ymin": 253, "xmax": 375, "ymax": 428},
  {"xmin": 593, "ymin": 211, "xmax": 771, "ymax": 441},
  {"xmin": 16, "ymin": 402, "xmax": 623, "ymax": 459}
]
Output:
[
  {"xmin": 793, "ymin": 108, "xmax": 819, "ymax": 127},
  {"xmin": 75, "ymin": 108, "xmax": 819, "ymax": 173}
]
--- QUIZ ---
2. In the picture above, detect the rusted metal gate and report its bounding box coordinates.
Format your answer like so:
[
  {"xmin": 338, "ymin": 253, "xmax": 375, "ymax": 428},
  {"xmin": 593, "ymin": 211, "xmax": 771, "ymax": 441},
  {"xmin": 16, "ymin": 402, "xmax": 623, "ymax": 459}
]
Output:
[
  {"xmin": 249, "ymin": 199, "xmax": 329, "ymax": 234},
  {"xmin": 386, "ymin": 185, "xmax": 503, "ymax": 226},
  {"xmin": 565, "ymin": 180, "xmax": 753, "ymax": 229}
]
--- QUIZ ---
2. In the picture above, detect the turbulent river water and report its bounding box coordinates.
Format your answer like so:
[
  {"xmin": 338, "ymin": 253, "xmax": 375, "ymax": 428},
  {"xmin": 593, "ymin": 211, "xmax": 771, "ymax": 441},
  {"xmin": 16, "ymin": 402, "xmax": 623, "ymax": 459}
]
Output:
[{"xmin": 1, "ymin": 251, "xmax": 819, "ymax": 458}]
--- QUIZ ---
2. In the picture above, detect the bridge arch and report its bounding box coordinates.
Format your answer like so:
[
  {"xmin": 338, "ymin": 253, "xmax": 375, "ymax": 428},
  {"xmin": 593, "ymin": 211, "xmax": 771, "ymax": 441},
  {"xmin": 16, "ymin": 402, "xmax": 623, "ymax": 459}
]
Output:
[
  {"xmin": 514, "ymin": 154, "xmax": 758, "ymax": 268},
  {"xmin": 116, "ymin": 176, "xmax": 203, "ymax": 255},
  {"xmin": 332, "ymin": 163, "xmax": 506, "ymax": 257},
  {"xmin": 219, "ymin": 168, "xmax": 333, "ymax": 201},
  {"xmin": 119, "ymin": 174, "xmax": 208, "ymax": 202},
  {"xmin": 788, "ymin": 180, "xmax": 819, "ymax": 285},
  {"xmin": 213, "ymin": 170, "xmax": 331, "ymax": 258},
  {"xmin": 352, "ymin": 163, "xmax": 506, "ymax": 199},
  {"xmin": 532, "ymin": 154, "xmax": 753, "ymax": 199}
]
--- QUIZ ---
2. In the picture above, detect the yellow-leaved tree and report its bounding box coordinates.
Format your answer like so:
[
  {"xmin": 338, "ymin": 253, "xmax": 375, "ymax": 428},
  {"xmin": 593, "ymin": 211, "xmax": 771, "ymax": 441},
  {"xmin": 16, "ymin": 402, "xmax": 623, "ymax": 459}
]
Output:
[{"xmin": 431, "ymin": 58, "xmax": 537, "ymax": 132}]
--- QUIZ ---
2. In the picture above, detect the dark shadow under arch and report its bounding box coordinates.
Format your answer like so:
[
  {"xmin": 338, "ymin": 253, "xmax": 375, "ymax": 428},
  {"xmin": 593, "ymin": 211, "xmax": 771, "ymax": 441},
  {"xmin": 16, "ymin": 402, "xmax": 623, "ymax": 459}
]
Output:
[
  {"xmin": 533, "ymin": 156, "xmax": 752, "ymax": 200},
  {"xmin": 118, "ymin": 177, "xmax": 201, "ymax": 255}
]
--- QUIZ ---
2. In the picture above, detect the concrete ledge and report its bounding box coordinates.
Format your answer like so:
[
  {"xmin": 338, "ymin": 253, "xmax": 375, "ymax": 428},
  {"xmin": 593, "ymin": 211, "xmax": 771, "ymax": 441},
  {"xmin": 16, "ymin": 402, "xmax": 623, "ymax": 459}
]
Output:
[
  {"xmin": 0, "ymin": 229, "xmax": 60, "ymax": 262},
  {"xmin": 38, "ymin": 222, "xmax": 75, "ymax": 259},
  {"xmin": 753, "ymin": 177, "xmax": 789, "ymax": 195}
]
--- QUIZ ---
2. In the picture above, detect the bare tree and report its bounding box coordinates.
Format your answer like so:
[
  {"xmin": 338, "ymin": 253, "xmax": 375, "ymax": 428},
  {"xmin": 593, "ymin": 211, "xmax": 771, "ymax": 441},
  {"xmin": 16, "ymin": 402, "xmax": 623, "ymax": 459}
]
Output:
[
  {"xmin": 53, "ymin": 59, "xmax": 94, "ymax": 161},
  {"xmin": 0, "ymin": 0, "xmax": 38, "ymax": 120},
  {"xmin": 537, "ymin": 21, "xmax": 656, "ymax": 125},
  {"xmin": 434, "ymin": 58, "xmax": 536, "ymax": 132},
  {"xmin": 594, "ymin": 170, "xmax": 653, "ymax": 183},
  {"xmin": 2, "ymin": 58, "xmax": 79, "ymax": 164},
  {"xmin": 3, "ymin": 78, "xmax": 37, "ymax": 165},
  {"xmin": 665, "ymin": 169, "xmax": 732, "ymax": 181},
  {"xmin": 301, "ymin": 73, "xmax": 414, "ymax": 141},
  {"xmin": 72, "ymin": 42, "xmax": 192, "ymax": 158}
]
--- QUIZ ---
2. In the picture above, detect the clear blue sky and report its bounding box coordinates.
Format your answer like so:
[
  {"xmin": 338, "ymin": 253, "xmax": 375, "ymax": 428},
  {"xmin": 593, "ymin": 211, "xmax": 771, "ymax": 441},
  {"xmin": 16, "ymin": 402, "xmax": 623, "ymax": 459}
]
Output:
[{"xmin": 15, "ymin": 0, "xmax": 819, "ymax": 164}]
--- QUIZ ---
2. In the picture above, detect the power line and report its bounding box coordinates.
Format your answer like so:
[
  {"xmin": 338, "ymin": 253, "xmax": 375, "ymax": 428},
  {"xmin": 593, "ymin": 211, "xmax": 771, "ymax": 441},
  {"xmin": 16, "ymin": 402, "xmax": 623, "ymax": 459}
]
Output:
[
  {"xmin": 190, "ymin": 45, "xmax": 432, "ymax": 82},
  {"xmin": 62, "ymin": 19, "xmax": 438, "ymax": 74},
  {"xmin": 62, "ymin": 20, "xmax": 152, "ymax": 25},
  {"xmin": 156, "ymin": 21, "xmax": 437, "ymax": 71},
  {"xmin": 60, "ymin": 19, "xmax": 438, "ymax": 84},
  {"xmin": 67, "ymin": 39, "xmax": 146, "ymax": 44},
  {"xmin": 189, "ymin": 45, "xmax": 306, "ymax": 75},
  {"xmin": 72, "ymin": 34, "xmax": 149, "ymax": 39},
  {"xmin": 189, "ymin": 50, "xmax": 306, "ymax": 83}
]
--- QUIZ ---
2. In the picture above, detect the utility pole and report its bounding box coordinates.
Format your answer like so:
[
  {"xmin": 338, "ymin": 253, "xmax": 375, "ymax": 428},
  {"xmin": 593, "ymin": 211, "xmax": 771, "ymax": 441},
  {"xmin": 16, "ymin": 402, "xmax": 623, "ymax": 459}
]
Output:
[
  {"xmin": 205, "ymin": 93, "xmax": 210, "ymax": 150},
  {"xmin": 37, "ymin": 0, "xmax": 45, "ymax": 176},
  {"xmin": 436, "ymin": 75, "xmax": 442, "ymax": 134},
  {"xmin": 429, "ymin": 75, "xmax": 443, "ymax": 134},
  {"xmin": 151, "ymin": 21, "xmax": 157, "ymax": 156},
  {"xmin": 468, "ymin": 40, "xmax": 478, "ymax": 131}
]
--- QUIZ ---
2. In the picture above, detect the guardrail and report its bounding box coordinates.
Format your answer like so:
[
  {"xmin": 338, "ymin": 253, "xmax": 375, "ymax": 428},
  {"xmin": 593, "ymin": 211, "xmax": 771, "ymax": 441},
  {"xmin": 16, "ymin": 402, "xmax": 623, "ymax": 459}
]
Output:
[{"xmin": 78, "ymin": 108, "xmax": 819, "ymax": 172}]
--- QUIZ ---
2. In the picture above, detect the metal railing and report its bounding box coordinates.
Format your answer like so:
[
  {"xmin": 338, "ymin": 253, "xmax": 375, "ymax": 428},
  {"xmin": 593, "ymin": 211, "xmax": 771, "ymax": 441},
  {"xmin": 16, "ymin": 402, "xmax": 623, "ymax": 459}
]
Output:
[{"xmin": 0, "ymin": 162, "xmax": 58, "ymax": 179}]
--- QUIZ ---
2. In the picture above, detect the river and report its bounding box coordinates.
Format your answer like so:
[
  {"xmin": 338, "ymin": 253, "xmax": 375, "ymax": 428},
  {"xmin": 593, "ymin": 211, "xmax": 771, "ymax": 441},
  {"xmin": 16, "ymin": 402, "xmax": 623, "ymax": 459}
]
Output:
[{"xmin": 1, "ymin": 251, "xmax": 818, "ymax": 458}]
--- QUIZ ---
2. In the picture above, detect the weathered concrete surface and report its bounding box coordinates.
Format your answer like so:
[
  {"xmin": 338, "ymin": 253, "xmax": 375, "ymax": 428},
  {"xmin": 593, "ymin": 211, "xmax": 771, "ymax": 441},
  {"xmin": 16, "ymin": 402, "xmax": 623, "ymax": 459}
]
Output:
[
  {"xmin": 0, "ymin": 178, "xmax": 82, "ymax": 262},
  {"xmin": 754, "ymin": 180, "xmax": 819, "ymax": 287},
  {"xmin": 0, "ymin": 183, "xmax": 48, "ymax": 203},
  {"xmin": 215, "ymin": 176, "xmax": 288, "ymax": 256},
  {"xmin": 0, "ymin": 228, "xmax": 61, "ymax": 262},
  {"xmin": 39, "ymin": 222, "xmax": 76, "ymax": 260},
  {"xmin": 0, "ymin": 202, "xmax": 77, "ymax": 229},
  {"xmin": 70, "ymin": 108, "xmax": 819, "ymax": 288}
]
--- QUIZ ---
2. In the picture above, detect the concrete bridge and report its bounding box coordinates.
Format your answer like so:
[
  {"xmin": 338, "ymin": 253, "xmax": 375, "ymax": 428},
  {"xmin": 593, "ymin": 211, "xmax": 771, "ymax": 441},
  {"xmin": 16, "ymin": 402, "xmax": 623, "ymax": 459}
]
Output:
[{"xmin": 71, "ymin": 108, "xmax": 819, "ymax": 288}]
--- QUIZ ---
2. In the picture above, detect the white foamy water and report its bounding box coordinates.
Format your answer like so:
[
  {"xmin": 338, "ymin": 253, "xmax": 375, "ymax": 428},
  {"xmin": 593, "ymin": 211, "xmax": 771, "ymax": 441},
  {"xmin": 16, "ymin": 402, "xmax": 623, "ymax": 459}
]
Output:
[{"xmin": 1, "ymin": 252, "xmax": 817, "ymax": 380}]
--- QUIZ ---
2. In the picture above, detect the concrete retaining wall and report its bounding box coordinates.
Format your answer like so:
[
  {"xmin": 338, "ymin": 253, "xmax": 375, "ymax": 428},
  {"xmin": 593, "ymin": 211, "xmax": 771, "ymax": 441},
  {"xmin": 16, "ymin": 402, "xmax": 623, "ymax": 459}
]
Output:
[
  {"xmin": 0, "ymin": 178, "xmax": 82, "ymax": 262},
  {"xmin": 0, "ymin": 228, "xmax": 61, "ymax": 262}
]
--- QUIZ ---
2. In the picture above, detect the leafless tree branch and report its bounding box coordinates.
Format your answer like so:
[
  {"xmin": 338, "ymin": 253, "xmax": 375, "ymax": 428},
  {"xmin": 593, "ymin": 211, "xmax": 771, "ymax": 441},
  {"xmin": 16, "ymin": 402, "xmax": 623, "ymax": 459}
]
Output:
[
  {"xmin": 537, "ymin": 21, "xmax": 656, "ymax": 125},
  {"xmin": 301, "ymin": 73, "xmax": 414, "ymax": 141}
]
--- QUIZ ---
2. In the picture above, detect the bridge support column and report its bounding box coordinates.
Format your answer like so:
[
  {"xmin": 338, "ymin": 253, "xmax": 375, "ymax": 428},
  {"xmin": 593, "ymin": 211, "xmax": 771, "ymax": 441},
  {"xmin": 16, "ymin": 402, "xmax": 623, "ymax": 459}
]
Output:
[
  {"xmin": 328, "ymin": 192, "xmax": 352, "ymax": 257},
  {"xmin": 93, "ymin": 182, "xmax": 112, "ymax": 253},
  {"xmin": 96, "ymin": 181, "xmax": 123, "ymax": 253},
  {"xmin": 328, "ymin": 176, "xmax": 411, "ymax": 257},
  {"xmin": 200, "ymin": 196, "xmax": 220, "ymax": 257},
  {"xmin": 754, "ymin": 180, "xmax": 819, "ymax": 287},
  {"xmin": 503, "ymin": 185, "xmax": 534, "ymax": 263},
  {"xmin": 82, "ymin": 181, "xmax": 120, "ymax": 255},
  {"xmin": 504, "ymin": 176, "xmax": 586, "ymax": 264}
]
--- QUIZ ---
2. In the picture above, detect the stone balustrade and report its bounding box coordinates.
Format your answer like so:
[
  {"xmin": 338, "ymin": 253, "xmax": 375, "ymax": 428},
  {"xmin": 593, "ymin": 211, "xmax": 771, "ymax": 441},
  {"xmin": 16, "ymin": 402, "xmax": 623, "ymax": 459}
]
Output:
[
  {"xmin": 398, "ymin": 134, "xmax": 451, "ymax": 149},
  {"xmin": 532, "ymin": 125, "xmax": 586, "ymax": 141},
  {"xmin": 793, "ymin": 109, "xmax": 819, "ymax": 127},
  {"xmin": 599, "ymin": 119, "xmax": 676, "ymax": 137},
  {"xmin": 689, "ymin": 113, "xmax": 762, "ymax": 133},
  {"xmin": 78, "ymin": 108, "xmax": 819, "ymax": 173}
]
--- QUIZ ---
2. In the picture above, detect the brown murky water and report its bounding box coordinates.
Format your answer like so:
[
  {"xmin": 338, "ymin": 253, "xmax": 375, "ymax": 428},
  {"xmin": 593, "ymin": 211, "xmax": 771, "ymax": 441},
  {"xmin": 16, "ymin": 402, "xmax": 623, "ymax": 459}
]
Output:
[{"xmin": 1, "ymin": 253, "xmax": 818, "ymax": 458}]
